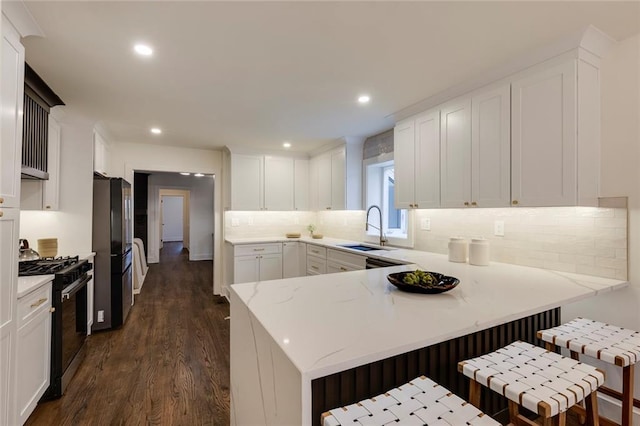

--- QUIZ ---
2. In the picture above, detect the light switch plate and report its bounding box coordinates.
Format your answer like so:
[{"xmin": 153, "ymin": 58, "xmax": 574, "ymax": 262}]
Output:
[
  {"xmin": 421, "ymin": 218, "xmax": 431, "ymax": 231},
  {"xmin": 494, "ymin": 220, "xmax": 505, "ymax": 236},
  {"xmin": 231, "ymin": 218, "xmax": 240, "ymax": 227}
]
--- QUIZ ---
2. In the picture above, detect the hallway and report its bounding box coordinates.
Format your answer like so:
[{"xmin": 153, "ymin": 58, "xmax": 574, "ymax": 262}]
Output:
[{"xmin": 27, "ymin": 242, "xmax": 230, "ymax": 426}]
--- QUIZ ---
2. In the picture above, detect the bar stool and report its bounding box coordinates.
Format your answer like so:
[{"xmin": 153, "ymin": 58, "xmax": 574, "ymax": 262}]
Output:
[
  {"xmin": 538, "ymin": 317, "xmax": 640, "ymax": 426},
  {"xmin": 458, "ymin": 340, "xmax": 605, "ymax": 426},
  {"xmin": 322, "ymin": 375, "xmax": 500, "ymax": 425}
]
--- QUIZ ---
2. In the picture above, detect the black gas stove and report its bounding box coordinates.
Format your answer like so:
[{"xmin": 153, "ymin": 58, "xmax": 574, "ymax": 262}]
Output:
[{"xmin": 19, "ymin": 256, "xmax": 92, "ymax": 288}]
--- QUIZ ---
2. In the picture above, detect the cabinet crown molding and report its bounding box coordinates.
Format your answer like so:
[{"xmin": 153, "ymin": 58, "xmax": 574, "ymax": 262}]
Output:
[
  {"xmin": 2, "ymin": 1, "xmax": 45, "ymax": 38},
  {"xmin": 391, "ymin": 24, "xmax": 615, "ymax": 123}
]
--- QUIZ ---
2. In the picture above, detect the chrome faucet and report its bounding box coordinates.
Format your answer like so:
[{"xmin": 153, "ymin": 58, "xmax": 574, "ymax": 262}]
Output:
[{"xmin": 366, "ymin": 205, "xmax": 388, "ymax": 247}]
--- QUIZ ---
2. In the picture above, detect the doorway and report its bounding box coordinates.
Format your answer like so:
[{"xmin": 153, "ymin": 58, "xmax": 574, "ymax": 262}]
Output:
[{"xmin": 159, "ymin": 189, "xmax": 190, "ymax": 253}]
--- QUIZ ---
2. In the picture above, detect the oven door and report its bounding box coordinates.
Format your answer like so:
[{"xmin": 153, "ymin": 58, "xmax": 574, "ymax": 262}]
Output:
[{"xmin": 61, "ymin": 274, "xmax": 89, "ymax": 373}]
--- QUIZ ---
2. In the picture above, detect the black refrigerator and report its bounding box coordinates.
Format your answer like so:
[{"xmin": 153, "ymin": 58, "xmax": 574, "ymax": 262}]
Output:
[{"xmin": 92, "ymin": 177, "xmax": 133, "ymax": 331}]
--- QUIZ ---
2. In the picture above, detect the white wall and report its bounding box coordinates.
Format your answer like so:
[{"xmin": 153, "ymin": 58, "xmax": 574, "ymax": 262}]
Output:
[
  {"xmin": 162, "ymin": 196, "xmax": 183, "ymax": 242},
  {"xmin": 109, "ymin": 142, "xmax": 223, "ymax": 295},
  {"xmin": 19, "ymin": 109, "xmax": 95, "ymax": 256}
]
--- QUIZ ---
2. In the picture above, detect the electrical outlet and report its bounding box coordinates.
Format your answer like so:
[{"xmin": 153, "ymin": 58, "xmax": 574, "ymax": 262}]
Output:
[
  {"xmin": 421, "ymin": 218, "xmax": 431, "ymax": 231},
  {"xmin": 231, "ymin": 218, "xmax": 240, "ymax": 227},
  {"xmin": 494, "ymin": 220, "xmax": 505, "ymax": 236},
  {"xmin": 97, "ymin": 310, "xmax": 104, "ymax": 322}
]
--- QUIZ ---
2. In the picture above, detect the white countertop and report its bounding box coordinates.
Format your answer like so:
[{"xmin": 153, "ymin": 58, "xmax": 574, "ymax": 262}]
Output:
[
  {"xmin": 18, "ymin": 275, "xmax": 54, "ymax": 299},
  {"xmin": 231, "ymin": 252, "xmax": 628, "ymax": 381}
]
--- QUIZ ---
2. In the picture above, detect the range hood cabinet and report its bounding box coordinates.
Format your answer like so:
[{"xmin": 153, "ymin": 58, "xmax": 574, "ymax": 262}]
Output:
[{"xmin": 21, "ymin": 63, "xmax": 64, "ymax": 180}]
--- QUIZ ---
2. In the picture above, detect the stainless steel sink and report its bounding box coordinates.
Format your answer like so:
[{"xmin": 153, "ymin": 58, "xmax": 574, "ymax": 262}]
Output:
[{"xmin": 339, "ymin": 244, "xmax": 392, "ymax": 252}]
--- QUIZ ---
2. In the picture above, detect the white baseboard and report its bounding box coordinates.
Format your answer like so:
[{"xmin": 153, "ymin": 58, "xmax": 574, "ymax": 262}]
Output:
[
  {"xmin": 189, "ymin": 253, "xmax": 213, "ymax": 261},
  {"xmin": 147, "ymin": 255, "xmax": 159, "ymax": 264},
  {"xmin": 598, "ymin": 391, "xmax": 640, "ymax": 424}
]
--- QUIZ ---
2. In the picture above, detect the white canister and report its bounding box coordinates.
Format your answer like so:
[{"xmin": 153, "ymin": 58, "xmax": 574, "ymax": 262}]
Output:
[
  {"xmin": 448, "ymin": 237, "xmax": 468, "ymax": 263},
  {"xmin": 469, "ymin": 238, "xmax": 490, "ymax": 266}
]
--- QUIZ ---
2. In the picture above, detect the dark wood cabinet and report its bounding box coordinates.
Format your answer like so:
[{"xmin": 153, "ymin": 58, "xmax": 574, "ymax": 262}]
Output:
[{"xmin": 133, "ymin": 172, "xmax": 149, "ymax": 255}]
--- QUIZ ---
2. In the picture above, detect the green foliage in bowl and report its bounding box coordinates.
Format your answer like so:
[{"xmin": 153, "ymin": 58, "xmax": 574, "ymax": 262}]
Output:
[{"xmin": 402, "ymin": 270, "xmax": 436, "ymax": 286}]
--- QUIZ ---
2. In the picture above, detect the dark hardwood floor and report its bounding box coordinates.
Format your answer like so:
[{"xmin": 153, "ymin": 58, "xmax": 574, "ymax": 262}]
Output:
[{"xmin": 27, "ymin": 242, "xmax": 230, "ymax": 426}]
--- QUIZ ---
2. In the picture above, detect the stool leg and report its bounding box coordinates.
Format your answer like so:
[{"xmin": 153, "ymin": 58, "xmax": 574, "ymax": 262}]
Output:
[
  {"xmin": 584, "ymin": 391, "xmax": 600, "ymax": 426},
  {"xmin": 557, "ymin": 411, "xmax": 567, "ymax": 426},
  {"xmin": 508, "ymin": 400, "xmax": 520, "ymax": 426},
  {"xmin": 622, "ymin": 364, "xmax": 634, "ymax": 426},
  {"xmin": 469, "ymin": 379, "xmax": 482, "ymax": 407}
]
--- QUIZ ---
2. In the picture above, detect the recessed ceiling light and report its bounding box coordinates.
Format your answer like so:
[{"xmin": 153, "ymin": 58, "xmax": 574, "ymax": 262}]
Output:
[
  {"xmin": 134, "ymin": 44, "xmax": 153, "ymax": 56},
  {"xmin": 194, "ymin": 173, "xmax": 204, "ymax": 177},
  {"xmin": 150, "ymin": 127, "xmax": 162, "ymax": 134},
  {"xmin": 180, "ymin": 172, "xmax": 190, "ymax": 176},
  {"xmin": 283, "ymin": 142, "xmax": 291, "ymax": 148},
  {"xmin": 358, "ymin": 95, "xmax": 371, "ymax": 104}
]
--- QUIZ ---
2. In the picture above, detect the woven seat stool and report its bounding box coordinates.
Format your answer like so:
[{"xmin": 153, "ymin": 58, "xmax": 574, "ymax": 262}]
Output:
[
  {"xmin": 458, "ymin": 340, "xmax": 605, "ymax": 426},
  {"xmin": 321, "ymin": 375, "xmax": 499, "ymax": 426},
  {"xmin": 538, "ymin": 317, "xmax": 640, "ymax": 426}
]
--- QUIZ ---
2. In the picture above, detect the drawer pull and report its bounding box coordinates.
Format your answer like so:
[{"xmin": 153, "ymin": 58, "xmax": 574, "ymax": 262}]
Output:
[
  {"xmin": 311, "ymin": 250, "xmax": 319, "ymax": 254},
  {"xmin": 0, "ymin": 197, "xmax": 4, "ymax": 204},
  {"xmin": 30, "ymin": 298, "xmax": 48, "ymax": 308},
  {"xmin": 311, "ymin": 266, "xmax": 319, "ymax": 270},
  {"xmin": 512, "ymin": 200, "xmax": 519, "ymax": 205},
  {"xmin": 45, "ymin": 205, "xmax": 51, "ymax": 209},
  {"xmin": 464, "ymin": 202, "xmax": 469, "ymax": 206},
  {"xmin": 471, "ymin": 201, "xmax": 477, "ymax": 206},
  {"xmin": 50, "ymin": 307, "xmax": 56, "ymax": 313},
  {"xmin": 253, "ymin": 248, "xmax": 265, "ymax": 252},
  {"xmin": 339, "ymin": 267, "xmax": 347, "ymax": 272},
  {"xmin": 0, "ymin": 211, "xmax": 3, "ymax": 218}
]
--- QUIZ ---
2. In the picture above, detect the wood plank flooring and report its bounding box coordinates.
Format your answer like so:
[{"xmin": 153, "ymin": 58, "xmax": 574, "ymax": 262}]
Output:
[{"xmin": 26, "ymin": 242, "xmax": 230, "ymax": 426}]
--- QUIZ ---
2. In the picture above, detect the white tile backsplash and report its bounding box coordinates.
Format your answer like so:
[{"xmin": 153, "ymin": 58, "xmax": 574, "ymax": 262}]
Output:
[{"xmin": 224, "ymin": 204, "xmax": 627, "ymax": 280}]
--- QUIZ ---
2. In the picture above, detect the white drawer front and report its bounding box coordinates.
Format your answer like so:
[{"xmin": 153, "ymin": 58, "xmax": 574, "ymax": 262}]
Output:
[
  {"xmin": 306, "ymin": 256, "xmax": 326, "ymax": 275},
  {"xmin": 306, "ymin": 244, "xmax": 326, "ymax": 258},
  {"xmin": 18, "ymin": 283, "xmax": 52, "ymax": 326},
  {"xmin": 327, "ymin": 249, "xmax": 366, "ymax": 269},
  {"xmin": 234, "ymin": 243, "xmax": 282, "ymax": 257}
]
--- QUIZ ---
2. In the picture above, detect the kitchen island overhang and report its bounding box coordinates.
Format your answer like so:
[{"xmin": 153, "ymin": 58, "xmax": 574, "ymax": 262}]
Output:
[{"xmin": 230, "ymin": 255, "xmax": 628, "ymax": 426}]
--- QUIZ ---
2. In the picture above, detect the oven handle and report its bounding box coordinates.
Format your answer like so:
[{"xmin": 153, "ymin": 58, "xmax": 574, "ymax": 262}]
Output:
[{"xmin": 62, "ymin": 274, "xmax": 91, "ymax": 301}]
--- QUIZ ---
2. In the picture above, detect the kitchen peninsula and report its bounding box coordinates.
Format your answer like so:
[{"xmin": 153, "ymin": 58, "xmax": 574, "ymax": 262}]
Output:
[{"xmin": 230, "ymin": 248, "xmax": 628, "ymax": 426}]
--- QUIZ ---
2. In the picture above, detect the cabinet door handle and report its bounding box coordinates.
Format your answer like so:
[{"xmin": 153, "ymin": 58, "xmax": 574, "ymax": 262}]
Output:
[
  {"xmin": 464, "ymin": 202, "xmax": 469, "ymax": 206},
  {"xmin": 409, "ymin": 204, "xmax": 414, "ymax": 208},
  {"xmin": 0, "ymin": 197, "xmax": 4, "ymax": 204},
  {"xmin": 311, "ymin": 266, "xmax": 319, "ymax": 270},
  {"xmin": 46, "ymin": 205, "xmax": 51, "ymax": 209},
  {"xmin": 415, "ymin": 204, "xmax": 418, "ymax": 208},
  {"xmin": 49, "ymin": 307, "xmax": 56, "ymax": 313},
  {"xmin": 471, "ymin": 201, "xmax": 477, "ymax": 206},
  {"xmin": 0, "ymin": 211, "xmax": 3, "ymax": 218},
  {"xmin": 512, "ymin": 200, "xmax": 519, "ymax": 205},
  {"xmin": 339, "ymin": 267, "xmax": 347, "ymax": 272},
  {"xmin": 326, "ymin": 207, "xmax": 332, "ymax": 210},
  {"xmin": 31, "ymin": 298, "xmax": 48, "ymax": 308}
]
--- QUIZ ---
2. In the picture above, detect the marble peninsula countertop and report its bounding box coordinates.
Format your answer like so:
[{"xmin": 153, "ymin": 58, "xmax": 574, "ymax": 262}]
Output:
[{"xmin": 231, "ymin": 248, "xmax": 628, "ymax": 380}]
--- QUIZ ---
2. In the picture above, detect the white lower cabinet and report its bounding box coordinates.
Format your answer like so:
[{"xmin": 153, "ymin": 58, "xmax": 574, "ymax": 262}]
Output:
[
  {"xmin": 233, "ymin": 243, "xmax": 283, "ymax": 284},
  {"xmin": 283, "ymin": 242, "xmax": 306, "ymax": 279},
  {"xmin": 16, "ymin": 282, "xmax": 52, "ymax": 425},
  {"xmin": 326, "ymin": 249, "xmax": 366, "ymax": 274}
]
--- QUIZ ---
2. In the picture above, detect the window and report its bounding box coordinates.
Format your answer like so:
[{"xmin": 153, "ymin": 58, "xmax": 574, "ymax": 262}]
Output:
[{"xmin": 364, "ymin": 154, "xmax": 412, "ymax": 247}]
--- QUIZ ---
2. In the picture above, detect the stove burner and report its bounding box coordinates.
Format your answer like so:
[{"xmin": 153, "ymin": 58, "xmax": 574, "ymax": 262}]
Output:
[{"xmin": 18, "ymin": 256, "xmax": 80, "ymax": 276}]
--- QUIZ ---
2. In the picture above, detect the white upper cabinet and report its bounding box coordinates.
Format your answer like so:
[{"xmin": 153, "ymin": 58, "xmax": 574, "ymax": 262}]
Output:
[
  {"xmin": 440, "ymin": 99, "xmax": 472, "ymax": 208},
  {"xmin": 330, "ymin": 148, "xmax": 346, "ymax": 210},
  {"xmin": 230, "ymin": 154, "xmax": 263, "ymax": 210},
  {"xmin": 93, "ymin": 130, "xmax": 110, "ymax": 177},
  {"xmin": 394, "ymin": 110, "xmax": 440, "ymax": 209},
  {"xmin": 229, "ymin": 153, "xmax": 300, "ymax": 211},
  {"xmin": 293, "ymin": 159, "xmax": 309, "ymax": 211},
  {"xmin": 511, "ymin": 61, "xmax": 577, "ymax": 207},
  {"xmin": 264, "ymin": 156, "xmax": 294, "ymax": 211},
  {"xmin": 1, "ymin": 18, "xmax": 25, "ymax": 209},
  {"xmin": 314, "ymin": 147, "xmax": 347, "ymax": 210},
  {"xmin": 471, "ymin": 84, "xmax": 511, "ymax": 207}
]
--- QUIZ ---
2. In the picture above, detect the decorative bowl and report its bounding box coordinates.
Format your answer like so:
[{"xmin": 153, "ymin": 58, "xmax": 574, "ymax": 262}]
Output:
[{"xmin": 387, "ymin": 271, "xmax": 460, "ymax": 294}]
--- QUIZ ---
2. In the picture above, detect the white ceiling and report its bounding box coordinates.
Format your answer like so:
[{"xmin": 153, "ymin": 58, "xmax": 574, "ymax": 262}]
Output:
[{"xmin": 20, "ymin": 1, "xmax": 640, "ymax": 153}]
